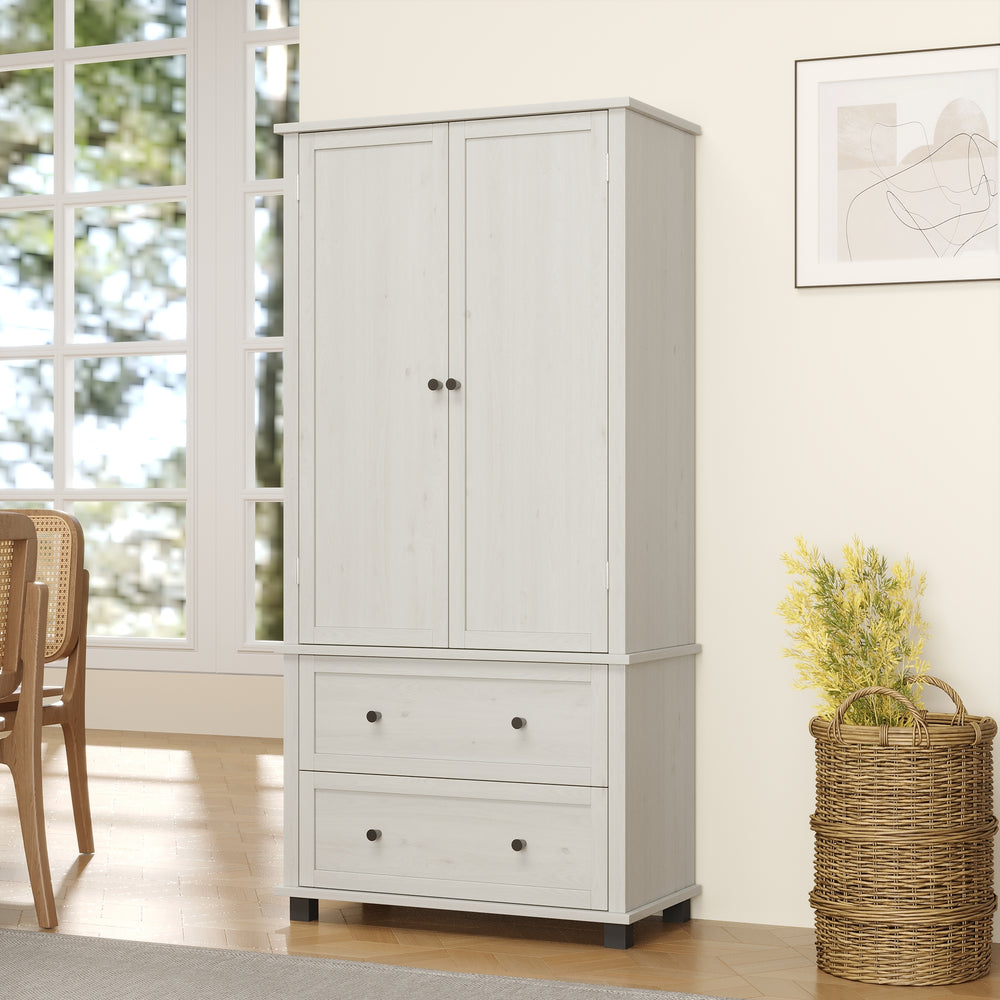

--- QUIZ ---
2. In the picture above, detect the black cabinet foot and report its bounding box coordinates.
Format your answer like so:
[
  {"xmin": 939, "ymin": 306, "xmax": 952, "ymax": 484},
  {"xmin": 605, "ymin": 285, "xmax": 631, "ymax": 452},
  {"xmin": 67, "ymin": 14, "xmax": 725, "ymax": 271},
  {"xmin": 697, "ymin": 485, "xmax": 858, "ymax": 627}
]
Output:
[
  {"xmin": 290, "ymin": 896, "xmax": 319, "ymax": 922},
  {"xmin": 662, "ymin": 899, "xmax": 691, "ymax": 923},
  {"xmin": 603, "ymin": 922, "xmax": 634, "ymax": 949}
]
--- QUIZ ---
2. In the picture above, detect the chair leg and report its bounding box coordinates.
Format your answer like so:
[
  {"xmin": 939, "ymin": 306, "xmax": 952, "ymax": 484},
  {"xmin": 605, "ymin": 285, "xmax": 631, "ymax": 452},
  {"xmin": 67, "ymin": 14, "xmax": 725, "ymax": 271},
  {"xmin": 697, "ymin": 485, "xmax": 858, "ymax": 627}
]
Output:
[
  {"xmin": 11, "ymin": 742, "xmax": 58, "ymax": 929},
  {"xmin": 62, "ymin": 716, "xmax": 94, "ymax": 855},
  {"xmin": 10, "ymin": 581, "xmax": 58, "ymax": 929}
]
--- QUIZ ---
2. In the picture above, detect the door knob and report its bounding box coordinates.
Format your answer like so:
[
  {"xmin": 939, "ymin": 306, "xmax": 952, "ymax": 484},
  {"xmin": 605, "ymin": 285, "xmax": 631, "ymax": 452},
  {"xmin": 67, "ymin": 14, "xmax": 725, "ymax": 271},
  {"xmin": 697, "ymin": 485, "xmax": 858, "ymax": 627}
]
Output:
[
  {"xmin": 427, "ymin": 378, "xmax": 443, "ymax": 390},
  {"xmin": 445, "ymin": 378, "xmax": 461, "ymax": 390},
  {"xmin": 366, "ymin": 828, "xmax": 382, "ymax": 841},
  {"xmin": 366, "ymin": 710, "xmax": 382, "ymax": 723},
  {"xmin": 510, "ymin": 717, "xmax": 527, "ymax": 730},
  {"xmin": 511, "ymin": 839, "xmax": 527, "ymax": 852}
]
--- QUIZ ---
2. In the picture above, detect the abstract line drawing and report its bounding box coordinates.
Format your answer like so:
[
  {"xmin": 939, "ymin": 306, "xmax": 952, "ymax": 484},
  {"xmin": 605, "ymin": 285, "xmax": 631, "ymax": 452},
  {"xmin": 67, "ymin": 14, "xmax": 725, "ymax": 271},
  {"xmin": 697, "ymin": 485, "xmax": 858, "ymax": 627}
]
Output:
[
  {"xmin": 841, "ymin": 100, "xmax": 997, "ymax": 263},
  {"xmin": 796, "ymin": 44, "xmax": 1000, "ymax": 287}
]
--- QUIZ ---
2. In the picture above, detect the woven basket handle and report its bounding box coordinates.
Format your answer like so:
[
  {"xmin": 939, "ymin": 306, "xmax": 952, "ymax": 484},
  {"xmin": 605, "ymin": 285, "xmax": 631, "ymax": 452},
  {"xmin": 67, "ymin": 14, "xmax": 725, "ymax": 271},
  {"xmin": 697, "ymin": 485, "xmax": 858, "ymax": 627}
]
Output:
[
  {"xmin": 831, "ymin": 686, "xmax": 930, "ymax": 746},
  {"xmin": 918, "ymin": 675, "xmax": 968, "ymax": 725}
]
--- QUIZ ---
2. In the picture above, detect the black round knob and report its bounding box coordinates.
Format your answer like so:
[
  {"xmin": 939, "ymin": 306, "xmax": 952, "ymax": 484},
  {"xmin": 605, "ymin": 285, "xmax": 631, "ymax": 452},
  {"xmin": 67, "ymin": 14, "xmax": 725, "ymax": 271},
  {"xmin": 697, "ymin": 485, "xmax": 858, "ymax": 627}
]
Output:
[
  {"xmin": 511, "ymin": 839, "xmax": 526, "ymax": 852},
  {"xmin": 445, "ymin": 378, "xmax": 461, "ymax": 390},
  {"xmin": 366, "ymin": 710, "xmax": 382, "ymax": 723},
  {"xmin": 366, "ymin": 828, "xmax": 382, "ymax": 842},
  {"xmin": 427, "ymin": 378, "xmax": 443, "ymax": 390},
  {"xmin": 510, "ymin": 717, "xmax": 526, "ymax": 730}
]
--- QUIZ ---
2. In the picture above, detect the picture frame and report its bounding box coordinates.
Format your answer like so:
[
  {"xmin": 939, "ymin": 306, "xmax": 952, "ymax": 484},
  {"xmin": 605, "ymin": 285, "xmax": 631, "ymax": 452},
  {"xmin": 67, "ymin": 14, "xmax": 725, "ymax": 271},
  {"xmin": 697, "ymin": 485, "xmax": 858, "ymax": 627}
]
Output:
[{"xmin": 795, "ymin": 43, "xmax": 999, "ymax": 288}]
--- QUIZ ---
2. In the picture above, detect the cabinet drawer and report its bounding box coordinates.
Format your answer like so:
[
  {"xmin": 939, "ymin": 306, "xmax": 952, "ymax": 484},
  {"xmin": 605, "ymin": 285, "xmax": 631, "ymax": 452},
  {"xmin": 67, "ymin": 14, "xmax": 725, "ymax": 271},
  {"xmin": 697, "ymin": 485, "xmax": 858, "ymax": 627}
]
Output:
[
  {"xmin": 299, "ymin": 657, "xmax": 607, "ymax": 785},
  {"xmin": 299, "ymin": 772, "xmax": 608, "ymax": 909}
]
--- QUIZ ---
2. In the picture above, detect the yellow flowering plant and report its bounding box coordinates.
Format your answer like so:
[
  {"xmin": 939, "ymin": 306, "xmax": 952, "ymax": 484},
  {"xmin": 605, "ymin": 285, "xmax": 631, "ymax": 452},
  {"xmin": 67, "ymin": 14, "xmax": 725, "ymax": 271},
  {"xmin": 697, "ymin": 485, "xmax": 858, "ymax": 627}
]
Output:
[{"xmin": 777, "ymin": 536, "xmax": 931, "ymax": 727}]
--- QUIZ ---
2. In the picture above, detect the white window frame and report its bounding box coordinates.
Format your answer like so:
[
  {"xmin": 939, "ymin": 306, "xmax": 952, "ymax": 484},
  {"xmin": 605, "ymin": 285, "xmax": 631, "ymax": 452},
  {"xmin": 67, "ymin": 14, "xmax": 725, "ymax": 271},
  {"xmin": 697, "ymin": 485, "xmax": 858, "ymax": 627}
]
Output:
[{"xmin": 0, "ymin": 0, "xmax": 296, "ymax": 675}]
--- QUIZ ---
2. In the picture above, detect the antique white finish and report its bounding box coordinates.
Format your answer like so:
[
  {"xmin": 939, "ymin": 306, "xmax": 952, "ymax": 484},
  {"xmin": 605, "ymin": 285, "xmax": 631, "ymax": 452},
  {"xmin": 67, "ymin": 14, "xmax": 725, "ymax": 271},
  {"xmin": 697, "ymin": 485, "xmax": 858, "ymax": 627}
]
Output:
[
  {"xmin": 301, "ymin": 772, "xmax": 609, "ymax": 909},
  {"xmin": 300, "ymin": 657, "xmax": 608, "ymax": 785},
  {"xmin": 279, "ymin": 98, "xmax": 700, "ymax": 947}
]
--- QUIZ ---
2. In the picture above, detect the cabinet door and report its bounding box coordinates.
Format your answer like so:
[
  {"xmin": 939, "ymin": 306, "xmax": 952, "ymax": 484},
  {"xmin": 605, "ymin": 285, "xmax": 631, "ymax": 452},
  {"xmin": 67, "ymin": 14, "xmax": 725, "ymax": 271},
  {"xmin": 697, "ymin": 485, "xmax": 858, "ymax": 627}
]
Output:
[
  {"xmin": 449, "ymin": 112, "xmax": 609, "ymax": 652},
  {"xmin": 299, "ymin": 125, "xmax": 449, "ymax": 646}
]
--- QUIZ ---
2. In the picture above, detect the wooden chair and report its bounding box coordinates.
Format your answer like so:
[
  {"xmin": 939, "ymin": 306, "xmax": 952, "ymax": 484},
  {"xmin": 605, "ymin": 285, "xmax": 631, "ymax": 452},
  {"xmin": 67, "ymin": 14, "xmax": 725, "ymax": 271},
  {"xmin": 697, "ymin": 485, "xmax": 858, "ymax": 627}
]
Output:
[
  {"xmin": 0, "ymin": 511, "xmax": 57, "ymax": 928},
  {"xmin": 0, "ymin": 510, "xmax": 93, "ymax": 856}
]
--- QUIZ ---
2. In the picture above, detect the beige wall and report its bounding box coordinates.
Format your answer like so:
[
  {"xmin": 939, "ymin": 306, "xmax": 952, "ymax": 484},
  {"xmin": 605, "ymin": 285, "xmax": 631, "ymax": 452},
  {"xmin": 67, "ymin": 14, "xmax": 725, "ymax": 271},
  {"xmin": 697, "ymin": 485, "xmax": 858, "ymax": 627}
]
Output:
[
  {"xmin": 58, "ymin": 667, "xmax": 283, "ymax": 738},
  {"xmin": 294, "ymin": 0, "xmax": 1000, "ymax": 931}
]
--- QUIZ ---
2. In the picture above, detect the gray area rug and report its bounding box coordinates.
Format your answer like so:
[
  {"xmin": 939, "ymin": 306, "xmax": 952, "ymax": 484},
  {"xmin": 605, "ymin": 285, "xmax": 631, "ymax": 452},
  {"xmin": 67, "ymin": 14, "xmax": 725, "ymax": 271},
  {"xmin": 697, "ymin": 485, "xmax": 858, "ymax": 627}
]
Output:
[{"xmin": 0, "ymin": 926, "xmax": 736, "ymax": 1000}]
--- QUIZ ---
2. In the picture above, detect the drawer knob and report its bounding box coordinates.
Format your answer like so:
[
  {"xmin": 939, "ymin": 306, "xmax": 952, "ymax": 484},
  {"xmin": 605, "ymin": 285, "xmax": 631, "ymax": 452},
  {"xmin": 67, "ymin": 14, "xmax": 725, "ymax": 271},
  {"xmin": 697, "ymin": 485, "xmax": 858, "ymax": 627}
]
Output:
[
  {"xmin": 511, "ymin": 838, "xmax": 527, "ymax": 852},
  {"xmin": 510, "ymin": 716, "xmax": 527, "ymax": 730},
  {"xmin": 366, "ymin": 710, "xmax": 382, "ymax": 723},
  {"xmin": 366, "ymin": 828, "xmax": 382, "ymax": 842},
  {"xmin": 445, "ymin": 377, "xmax": 461, "ymax": 390},
  {"xmin": 427, "ymin": 378, "xmax": 443, "ymax": 390}
]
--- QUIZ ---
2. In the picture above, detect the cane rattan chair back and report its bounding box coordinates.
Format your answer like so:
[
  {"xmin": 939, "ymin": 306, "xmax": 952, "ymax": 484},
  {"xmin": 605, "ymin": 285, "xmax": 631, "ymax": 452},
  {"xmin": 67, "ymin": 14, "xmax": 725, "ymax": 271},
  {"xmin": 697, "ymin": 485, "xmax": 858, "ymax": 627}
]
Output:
[
  {"xmin": 0, "ymin": 510, "xmax": 57, "ymax": 927},
  {"xmin": 0, "ymin": 513, "xmax": 35, "ymax": 700},
  {"xmin": 30, "ymin": 510, "xmax": 86, "ymax": 664}
]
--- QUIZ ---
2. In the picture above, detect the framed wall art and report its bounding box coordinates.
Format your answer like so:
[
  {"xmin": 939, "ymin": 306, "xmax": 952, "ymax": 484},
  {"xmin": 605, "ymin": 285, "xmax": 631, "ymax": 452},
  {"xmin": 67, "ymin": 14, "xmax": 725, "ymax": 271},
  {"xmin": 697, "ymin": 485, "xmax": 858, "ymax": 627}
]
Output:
[{"xmin": 795, "ymin": 43, "xmax": 999, "ymax": 288}]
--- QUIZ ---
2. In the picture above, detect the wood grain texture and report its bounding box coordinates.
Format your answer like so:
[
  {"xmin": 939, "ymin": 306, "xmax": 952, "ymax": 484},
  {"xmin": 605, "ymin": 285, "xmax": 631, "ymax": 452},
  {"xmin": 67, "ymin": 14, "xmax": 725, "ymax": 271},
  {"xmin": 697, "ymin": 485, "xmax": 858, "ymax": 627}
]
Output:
[
  {"xmin": 299, "ymin": 657, "xmax": 608, "ymax": 785},
  {"xmin": 452, "ymin": 111, "xmax": 609, "ymax": 653},
  {"xmin": 621, "ymin": 111, "xmax": 697, "ymax": 653},
  {"xmin": 299, "ymin": 125, "xmax": 450, "ymax": 647},
  {"xmin": 301, "ymin": 772, "xmax": 607, "ymax": 908}
]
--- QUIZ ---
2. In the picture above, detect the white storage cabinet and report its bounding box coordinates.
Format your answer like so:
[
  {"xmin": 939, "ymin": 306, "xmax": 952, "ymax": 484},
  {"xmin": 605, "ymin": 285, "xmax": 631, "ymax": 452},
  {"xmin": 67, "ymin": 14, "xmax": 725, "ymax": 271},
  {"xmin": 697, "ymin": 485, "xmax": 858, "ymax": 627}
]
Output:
[{"xmin": 278, "ymin": 98, "xmax": 700, "ymax": 949}]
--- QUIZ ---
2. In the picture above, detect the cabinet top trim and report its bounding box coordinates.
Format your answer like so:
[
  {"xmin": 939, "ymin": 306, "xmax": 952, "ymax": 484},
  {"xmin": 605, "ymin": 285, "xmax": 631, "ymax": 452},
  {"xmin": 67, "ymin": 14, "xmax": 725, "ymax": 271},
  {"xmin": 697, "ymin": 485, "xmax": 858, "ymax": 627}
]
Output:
[{"xmin": 275, "ymin": 97, "xmax": 701, "ymax": 137}]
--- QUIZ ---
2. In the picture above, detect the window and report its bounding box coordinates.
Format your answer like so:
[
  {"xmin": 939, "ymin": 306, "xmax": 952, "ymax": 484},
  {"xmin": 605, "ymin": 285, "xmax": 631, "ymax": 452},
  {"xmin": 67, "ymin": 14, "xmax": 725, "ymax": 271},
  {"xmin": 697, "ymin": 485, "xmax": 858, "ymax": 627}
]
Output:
[
  {"xmin": 0, "ymin": 0, "xmax": 298, "ymax": 672},
  {"xmin": 248, "ymin": 0, "xmax": 297, "ymax": 644}
]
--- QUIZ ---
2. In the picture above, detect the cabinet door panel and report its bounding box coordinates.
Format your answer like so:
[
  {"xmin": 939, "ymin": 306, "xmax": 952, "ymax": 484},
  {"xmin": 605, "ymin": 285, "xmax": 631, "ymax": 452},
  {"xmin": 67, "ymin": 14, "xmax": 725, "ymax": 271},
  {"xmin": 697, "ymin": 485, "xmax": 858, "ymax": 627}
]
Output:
[
  {"xmin": 450, "ymin": 113, "xmax": 609, "ymax": 652},
  {"xmin": 299, "ymin": 125, "xmax": 449, "ymax": 646}
]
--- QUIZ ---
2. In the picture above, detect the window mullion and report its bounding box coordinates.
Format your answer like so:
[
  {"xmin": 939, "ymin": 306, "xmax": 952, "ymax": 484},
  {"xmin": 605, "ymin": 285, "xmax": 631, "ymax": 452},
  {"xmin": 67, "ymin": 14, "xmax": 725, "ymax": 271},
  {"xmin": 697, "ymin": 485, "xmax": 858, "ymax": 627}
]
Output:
[
  {"xmin": 64, "ymin": 37, "xmax": 188, "ymax": 65},
  {"xmin": 53, "ymin": 3, "xmax": 72, "ymax": 498},
  {"xmin": 54, "ymin": 0, "xmax": 71, "ymax": 52}
]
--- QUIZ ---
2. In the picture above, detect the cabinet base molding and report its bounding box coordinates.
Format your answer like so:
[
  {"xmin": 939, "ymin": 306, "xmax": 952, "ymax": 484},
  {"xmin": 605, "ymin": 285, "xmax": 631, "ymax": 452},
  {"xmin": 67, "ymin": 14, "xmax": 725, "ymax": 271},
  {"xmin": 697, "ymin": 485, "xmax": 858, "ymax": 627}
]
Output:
[
  {"xmin": 279, "ymin": 884, "xmax": 701, "ymax": 949},
  {"xmin": 601, "ymin": 903, "xmax": 691, "ymax": 948}
]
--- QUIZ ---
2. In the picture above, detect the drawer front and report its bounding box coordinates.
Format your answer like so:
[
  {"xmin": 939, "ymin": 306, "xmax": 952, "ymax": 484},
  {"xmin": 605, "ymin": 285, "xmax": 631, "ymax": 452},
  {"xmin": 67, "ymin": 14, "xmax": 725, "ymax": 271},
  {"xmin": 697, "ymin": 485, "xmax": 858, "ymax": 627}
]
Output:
[
  {"xmin": 300, "ymin": 657, "xmax": 607, "ymax": 785},
  {"xmin": 299, "ymin": 772, "xmax": 608, "ymax": 909}
]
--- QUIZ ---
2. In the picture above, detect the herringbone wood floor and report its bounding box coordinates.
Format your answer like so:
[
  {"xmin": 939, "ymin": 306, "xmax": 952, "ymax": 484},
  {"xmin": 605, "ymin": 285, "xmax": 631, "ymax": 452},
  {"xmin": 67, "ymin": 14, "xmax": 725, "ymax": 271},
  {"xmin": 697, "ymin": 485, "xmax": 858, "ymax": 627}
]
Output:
[{"xmin": 0, "ymin": 730, "xmax": 997, "ymax": 998}]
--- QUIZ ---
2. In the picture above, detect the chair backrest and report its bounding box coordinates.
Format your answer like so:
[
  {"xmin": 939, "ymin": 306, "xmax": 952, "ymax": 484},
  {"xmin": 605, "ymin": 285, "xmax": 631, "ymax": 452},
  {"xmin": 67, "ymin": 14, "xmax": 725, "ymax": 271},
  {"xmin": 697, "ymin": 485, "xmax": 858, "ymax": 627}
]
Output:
[
  {"xmin": 0, "ymin": 512, "xmax": 37, "ymax": 700},
  {"xmin": 18, "ymin": 511, "xmax": 85, "ymax": 663}
]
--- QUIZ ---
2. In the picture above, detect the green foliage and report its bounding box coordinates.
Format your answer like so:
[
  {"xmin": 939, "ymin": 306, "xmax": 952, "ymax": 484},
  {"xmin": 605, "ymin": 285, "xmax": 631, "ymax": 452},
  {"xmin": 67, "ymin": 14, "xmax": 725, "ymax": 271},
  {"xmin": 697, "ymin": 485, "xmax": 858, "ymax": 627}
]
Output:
[
  {"xmin": 777, "ymin": 536, "xmax": 931, "ymax": 726},
  {"xmin": 254, "ymin": 502, "xmax": 283, "ymax": 642},
  {"xmin": 0, "ymin": 0, "xmax": 54, "ymax": 55},
  {"xmin": 74, "ymin": 0, "xmax": 186, "ymax": 48}
]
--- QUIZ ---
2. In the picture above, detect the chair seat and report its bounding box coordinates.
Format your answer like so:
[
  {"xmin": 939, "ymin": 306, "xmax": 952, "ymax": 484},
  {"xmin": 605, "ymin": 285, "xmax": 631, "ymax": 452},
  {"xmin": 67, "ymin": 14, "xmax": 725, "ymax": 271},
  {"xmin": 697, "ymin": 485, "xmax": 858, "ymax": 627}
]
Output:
[{"xmin": 0, "ymin": 685, "xmax": 66, "ymax": 713}]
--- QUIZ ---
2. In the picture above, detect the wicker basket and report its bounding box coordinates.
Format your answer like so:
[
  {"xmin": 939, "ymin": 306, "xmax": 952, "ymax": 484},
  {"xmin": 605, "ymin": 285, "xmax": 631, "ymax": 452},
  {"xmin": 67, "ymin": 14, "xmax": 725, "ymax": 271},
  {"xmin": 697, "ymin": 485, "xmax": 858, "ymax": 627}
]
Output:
[{"xmin": 809, "ymin": 677, "xmax": 998, "ymax": 986}]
